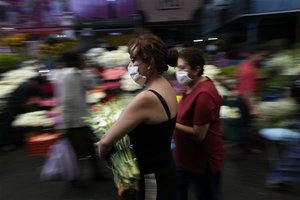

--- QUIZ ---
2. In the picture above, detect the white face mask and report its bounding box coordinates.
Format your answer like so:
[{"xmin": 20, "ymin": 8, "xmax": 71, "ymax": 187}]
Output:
[
  {"xmin": 176, "ymin": 71, "xmax": 192, "ymax": 85},
  {"xmin": 128, "ymin": 62, "xmax": 147, "ymax": 86}
]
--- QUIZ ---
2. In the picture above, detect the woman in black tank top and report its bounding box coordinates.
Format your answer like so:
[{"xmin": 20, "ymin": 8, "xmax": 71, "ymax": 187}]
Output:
[{"xmin": 98, "ymin": 34, "xmax": 178, "ymax": 200}]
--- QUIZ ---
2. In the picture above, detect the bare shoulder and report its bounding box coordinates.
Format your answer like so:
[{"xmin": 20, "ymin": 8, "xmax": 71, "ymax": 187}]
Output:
[
  {"xmin": 132, "ymin": 90, "xmax": 157, "ymax": 107},
  {"xmin": 144, "ymin": 88, "xmax": 177, "ymax": 116},
  {"xmin": 121, "ymin": 91, "xmax": 157, "ymax": 123}
]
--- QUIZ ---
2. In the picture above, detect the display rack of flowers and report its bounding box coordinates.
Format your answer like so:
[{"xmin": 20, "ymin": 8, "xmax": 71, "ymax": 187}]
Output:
[
  {"xmin": 259, "ymin": 48, "xmax": 300, "ymax": 95},
  {"xmin": 85, "ymin": 46, "xmax": 130, "ymax": 68},
  {"xmin": 0, "ymin": 65, "xmax": 38, "ymax": 114},
  {"xmin": 39, "ymin": 37, "xmax": 78, "ymax": 56},
  {"xmin": 85, "ymin": 99, "xmax": 140, "ymax": 197},
  {"xmin": 1, "ymin": 33, "xmax": 27, "ymax": 47},
  {"xmin": 1, "ymin": 33, "xmax": 27, "ymax": 54}
]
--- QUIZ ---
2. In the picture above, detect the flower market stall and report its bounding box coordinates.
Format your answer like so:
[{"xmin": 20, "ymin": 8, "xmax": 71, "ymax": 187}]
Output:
[{"xmin": 3, "ymin": 43, "xmax": 299, "ymax": 197}]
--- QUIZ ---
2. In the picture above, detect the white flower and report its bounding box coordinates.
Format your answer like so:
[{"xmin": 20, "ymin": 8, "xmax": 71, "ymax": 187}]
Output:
[
  {"xmin": 86, "ymin": 92, "xmax": 106, "ymax": 104},
  {"xmin": 0, "ymin": 85, "xmax": 19, "ymax": 98},
  {"xmin": 203, "ymin": 65, "xmax": 221, "ymax": 78},
  {"xmin": 12, "ymin": 111, "xmax": 54, "ymax": 127},
  {"xmin": 220, "ymin": 106, "xmax": 240, "ymax": 119},
  {"xmin": 266, "ymin": 55, "xmax": 293, "ymax": 68},
  {"xmin": 96, "ymin": 49, "xmax": 130, "ymax": 68}
]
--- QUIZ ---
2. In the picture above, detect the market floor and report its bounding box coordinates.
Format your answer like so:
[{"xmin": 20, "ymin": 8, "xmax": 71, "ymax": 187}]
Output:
[{"xmin": 0, "ymin": 143, "xmax": 299, "ymax": 200}]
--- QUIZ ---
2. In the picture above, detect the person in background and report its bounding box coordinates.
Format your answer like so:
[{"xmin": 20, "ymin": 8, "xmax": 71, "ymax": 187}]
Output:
[
  {"xmin": 98, "ymin": 34, "xmax": 178, "ymax": 200},
  {"xmin": 173, "ymin": 47, "xmax": 224, "ymax": 200},
  {"xmin": 52, "ymin": 49, "xmax": 102, "ymax": 186},
  {"xmin": 0, "ymin": 77, "xmax": 42, "ymax": 151},
  {"xmin": 266, "ymin": 79, "xmax": 300, "ymax": 189},
  {"xmin": 234, "ymin": 48, "xmax": 268, "ymax": 154}
]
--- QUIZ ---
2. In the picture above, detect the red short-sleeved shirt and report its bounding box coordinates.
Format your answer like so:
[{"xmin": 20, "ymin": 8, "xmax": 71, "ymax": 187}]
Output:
[
  {"xmin": 236, "ymin": 61, "xmax": 258, "ymax": 95},
  {"xmin": 174, "ymin": 78, "xmax": 224, "ymax": 175}
]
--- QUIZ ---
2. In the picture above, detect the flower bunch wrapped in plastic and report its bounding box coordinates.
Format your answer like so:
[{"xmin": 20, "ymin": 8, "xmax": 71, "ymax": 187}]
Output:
[{"xmin": 85, "ymin": 100, "xmax": 140, "ymax": 196}]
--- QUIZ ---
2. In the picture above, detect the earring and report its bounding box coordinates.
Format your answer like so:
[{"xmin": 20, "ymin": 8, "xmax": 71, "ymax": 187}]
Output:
[{"xmin": 147, "ymin": 66, "xmax": 151, "ymax": 70}]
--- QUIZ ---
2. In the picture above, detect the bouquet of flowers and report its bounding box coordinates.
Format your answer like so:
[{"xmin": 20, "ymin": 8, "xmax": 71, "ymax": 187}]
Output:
[{"xmin": 85, "ymin": 100, "xmax": 140, "ymax": 196}]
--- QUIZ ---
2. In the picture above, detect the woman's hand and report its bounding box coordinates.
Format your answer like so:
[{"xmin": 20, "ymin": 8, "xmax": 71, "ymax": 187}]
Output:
[
  {"xmin": 98, "ymin": 140, "xmax": 116, "ymax": 168},
  {"xmin": 98, "ymin": 141, "xmax": 108, "ymax": 160}
]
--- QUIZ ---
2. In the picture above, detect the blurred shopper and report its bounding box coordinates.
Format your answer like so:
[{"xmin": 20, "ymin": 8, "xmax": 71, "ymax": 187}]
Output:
[
  {"xmin": 0, "ymin": 77, "xmax": 41, "ymax": 151},
  {"xmin": 173, "ymin": 47, "xmax": 224, "ymax": 200},
  {"xmin": 98, "ymin": 34, "xmax": 178, "ymax": 200},
  {"xmin": 8, "ymin": 77, "xmax": 42, "ymax": 113},
  {"xmin": 0, "ymin": 77, "xmax": 42, "ymax": 150},
  {"xmin": 52, "ymin": 49, "xmax": 101, "ymax": 186},
  {"xmin": 234, "ymin": 48, "xmax": 268, "ymax": 154},
  {"xmin": 266, "ymin": 79, "xmax": 300, "ymax": 189}
]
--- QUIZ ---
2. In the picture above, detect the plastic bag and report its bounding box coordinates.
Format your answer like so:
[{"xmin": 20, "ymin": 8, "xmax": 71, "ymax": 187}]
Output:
[{"xmin": 40, "ymin": 138, "xmax": 79, "ymax": 181}]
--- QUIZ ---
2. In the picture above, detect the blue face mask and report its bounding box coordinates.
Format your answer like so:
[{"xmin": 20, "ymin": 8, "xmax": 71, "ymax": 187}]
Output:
[
  {"xmin": 176, "ymin": 71, "xmax": 192, "ymax": 85},
  {"xmin": 127, "ymin": 62, "xmax": 147, "ymax": 86}
]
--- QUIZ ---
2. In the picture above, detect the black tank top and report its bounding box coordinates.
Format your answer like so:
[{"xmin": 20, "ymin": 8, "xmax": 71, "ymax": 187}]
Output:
[{"xmin": 129, "ymin": 90, "xmax": 176, "ymax": 174}]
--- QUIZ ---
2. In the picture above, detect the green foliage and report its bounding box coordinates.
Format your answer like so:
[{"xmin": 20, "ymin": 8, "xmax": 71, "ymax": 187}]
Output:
[
  {"xmin": 281, "ymin": 48, "xmax": 300, "ymax": 57},
  {"xmin": 218, "ymin": 65, "xmax": 237, "ymax": 77},
  {"xmin": 259, "ymin": 75, "xmax": 296, "ymax": 93},
  {"xmin": 0, "ymin": 54, "xmax": 24, "ymax": 74},
  {"xmin": 84, "ymin": 99, "xmax": 140, "ymax": 196},
  {"xmin": 257, "ymin": 47, "xmax": 300, "ymax": 94}
]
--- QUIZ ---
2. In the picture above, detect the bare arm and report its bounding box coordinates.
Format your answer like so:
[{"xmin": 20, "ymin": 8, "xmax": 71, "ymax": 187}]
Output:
[
  {"xmin": 175, "ymin": 92, "xmax": 215, "ymax": 141},
  {"xmin": 175, "ymin": 123, "xmax": 210, "ymax": 141},
  {"xmin": 98, "ymin": 92, "xmax": 151, "ymax": 160}
]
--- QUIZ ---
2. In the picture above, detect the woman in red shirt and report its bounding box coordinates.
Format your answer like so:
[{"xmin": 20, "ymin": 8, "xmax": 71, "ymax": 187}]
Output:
[{"xmin": 174, "ymin": 47, "xmax": 224, "ymax": 200}]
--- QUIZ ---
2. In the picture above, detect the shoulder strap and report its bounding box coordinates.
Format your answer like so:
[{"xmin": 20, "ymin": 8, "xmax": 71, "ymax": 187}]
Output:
[{"xmin": 148, "ymin": 89, "xmax": 171, "ymax": 120}]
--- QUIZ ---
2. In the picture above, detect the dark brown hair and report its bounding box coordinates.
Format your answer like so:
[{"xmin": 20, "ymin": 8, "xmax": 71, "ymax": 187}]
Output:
[
  {"xmin": 178, "ymin": 47, "xmax": 205, "ymax": 76},
  {"xmin": 128, "ymin": 34, "xmax": 174, "ymax": 73},
  {"xmin": 61, "ymin": 47, "xmax": 87, "ymax": 69}
]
